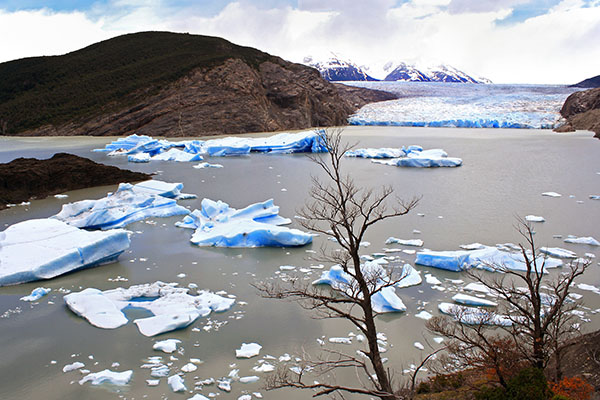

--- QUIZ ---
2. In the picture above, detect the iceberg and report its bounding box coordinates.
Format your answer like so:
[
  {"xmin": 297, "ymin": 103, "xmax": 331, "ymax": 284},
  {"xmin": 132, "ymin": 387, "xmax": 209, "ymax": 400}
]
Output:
[
  {"xmin": 168, "ymin": 375, "xmax": 186, "ymax": 392},
  {"xmin": 438, "ymin": 302, "xmax": 512, "ymax": 326},
  {"xmin": 64, "ymin": 281, "xmax": 235, "ymax": 336},
  {"xmin": 79, "ymin": 369, "xmax": 133, "ymax": 386},
  {"xmin": 131, "ymin": 180, "xmax": 196, "ymax": 200},
  {"xmin": 416, "ymin": 246, "xmax": 562, "ymax": 272},
  {"xmin": 0, "ymin": 219, "xmax": 129, "ymax": 287},
  {"xmin": 313, "ymin": 262, "xmax": 406, "ymax": 313},
  {"xmin": 20, "ymin": 287, "xmax": 51, "ymax": 302},
  {"xmin": 345, "ymin": 146, "xmax": 420, "ymax": 159},
  {"xmin": 385, "ymin": 237, "xmax": 423, "ymax": 247},
  {"xmin": 153, "ymin": 339, "xmax": 181, "ymax": 353},
  {"xmin": 53, "ymin": 182, "xmax": 190, "ymax": 230},
  {"xmin": 176, "ymin": 199, "xmax": 312, "ymax": 248},
  {"xmin": 540, "ymin": 247, "xmax": 577, "ymax": 259},
  {"xmin": 372, "ymin": 148, "xmax": 462, "ymax": 168},
  {"xmin": 452, "ymin": 293, "xmax": 497, "ymax": 307},
  {"xmin": 236, "ymin": 343, "xmax": 262, "ymax": 358},
  {"xmin": 564, "ymin": 236, "xmax": 600, "ymax": 246},
  {"xmin": 151, "ymin": 148, "xmax": 204, "ymax": 162},
  {"xmin": 395, "ymin": 264, "xmax": 422, "ymax": 288}
]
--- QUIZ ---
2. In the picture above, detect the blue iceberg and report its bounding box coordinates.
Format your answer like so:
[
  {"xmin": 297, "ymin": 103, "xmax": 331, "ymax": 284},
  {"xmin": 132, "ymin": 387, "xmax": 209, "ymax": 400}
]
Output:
[
  {"xmin": 371, "ymin": 148, "xmax": 462, "ymax": 168},
  {"xmin": 313, "ymin": 262, "xmax": 406, "ymax": 313},
  {"xmin": 0, "ymin": 219, "xmax": 130, "ymax": 286},
  {"xmin": 345, "ymin": 146, "xmax": 422, "ymax": 159},
  {"xmin": 64, "ymin": 281, "xmax": 235, "ymax": 336},
  {"xmin": 415, "ymin": 246, "xmax": 562, "ymax": 272},
  {"xmin": 53, "ymin": 182, "xmax": 190, "ymax": 230},
  {"xmin": 177, "ymin": 199, "xmax": 312, "ymax": 248}
]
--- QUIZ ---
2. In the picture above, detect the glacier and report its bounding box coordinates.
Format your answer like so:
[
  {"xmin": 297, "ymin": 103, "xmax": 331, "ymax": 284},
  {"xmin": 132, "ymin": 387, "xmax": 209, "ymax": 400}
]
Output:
[
  {"xmin": 176, "ymin": 198, "xmax": 312, "ymax": 248},
  {"xmin": 64, "ymin": 281, "xmax": 235, "ymax": 336},
  {"xmin": 53, "ymin": 181, "xmax": 190, "ymax": 230},
  {"xmin": 312, "ymin": 262, "xmax": 407, "ymax": 313},
  {"xmin": 0, "ymin": 219, "xmax": 130, "ymax": 287},
  {"xmin": 415, "ymin": 245, "xmax": 562, "ymax": 272},
  {"xmin": 344, "ymin": 82, "xmax": 579, "ymax": 129},
  {"xmin": 93, "ymin": 130, "xmax": 327, "ymax": 161}
]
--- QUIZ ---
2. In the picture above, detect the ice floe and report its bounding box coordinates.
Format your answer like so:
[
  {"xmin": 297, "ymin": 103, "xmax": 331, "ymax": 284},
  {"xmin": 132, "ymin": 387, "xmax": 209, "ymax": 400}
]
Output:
[
  {"xmin": 130, "ymin": 180, "xmax": 196, "ymax": 200},
  {"xmin": 385, "ymin": 237, "xmax": 424, "ymax": 247},
  {"xmin": 452, "ymin": 294, "xmax": 497, "ymax": 307},
  {"xmin": 525, "ymin": 215, "xmax": 545, "ymax": 222},
  {"xmin": 53, "ymin": 182, "xmax": 190, "ymax": 230},
  {"xmin": 64, "ymin": 281, "xmax": 235, "ymax": 336},
  {"xmin": 0, "ymin": 219, "xmax": 129, "ymax": 286},
  {"xmin": 539, "ymin": 247, "xmax": 577, "ymax": 259},
  {"xmin": 542, "ymin": 192, "xmax": 562, "ymax": 198},
  {"xmin": 313, "ymin": 262, "xmax": 406, "ymax": 313},
  {"xmin": 564, "ymin": 236, "xmax": 600, "ymax": 246},
  {"xmin": 193, "ymin": 162, "xmax": 224, "ymax": 169},
  {"xmin": 153, "ymin": 339, "xmax": 181, "ymax": 353},
  {"xmin": 20, "ymin": 287, "xmax": 51, "ymax": 302},
  {"xmin": 63, "ymin": 362, "xmax": 85, "ymax": 373},
  {"xmin": 236, "ymin": 343, "xmax": 262, "ymax": 358},
  {"xmin": 395, "ymin": 264, "xmax": 422, "ymax": 288},
  {"xmin": 94, "ymin": 130, "xmax": 327, "ymax": 161},
  {"xmin": 79, "ymin": 369, "xmax": 133, "ymax": 386},
  {"xmin": 369, "ymin": 148, "xmax": 462, "ymax": 168},
  {"xmin": 168, "ymin": 374, "xmax": 186, "ymax": 392},
  {"xmin": 415, "ymin": 311, "xmax": 433, "ymax": 320},
  {"xmin": 438, "ymin": 302, "xmax": 512, "ymax": 326},
  {"xmin": 176, "ymin": 199, "xmax": 312, "ymax": 248},
  {"xmin": 416, "ymin": 245, "xmax": 562, "ymax": 272}
]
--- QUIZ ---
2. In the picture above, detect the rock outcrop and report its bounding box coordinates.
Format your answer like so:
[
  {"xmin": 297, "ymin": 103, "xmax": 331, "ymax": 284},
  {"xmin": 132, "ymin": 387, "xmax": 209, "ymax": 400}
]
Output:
[
  {"xmin": 555, "ymin": 87, "xmax": 600, "ymax": 138},
  {"xmin": 0, "ymin": 153, "xmax": 151, "ymax": 209}
]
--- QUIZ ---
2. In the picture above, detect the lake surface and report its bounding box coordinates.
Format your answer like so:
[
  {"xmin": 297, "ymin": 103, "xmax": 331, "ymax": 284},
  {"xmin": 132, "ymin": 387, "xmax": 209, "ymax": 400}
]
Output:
[
  {"xmin": 1, "ymin": 127, "xmax": 599, "ymax": 400},
  {"xmin": 343, "ymin": 82, "xmax": 580, "ymax": 129}
]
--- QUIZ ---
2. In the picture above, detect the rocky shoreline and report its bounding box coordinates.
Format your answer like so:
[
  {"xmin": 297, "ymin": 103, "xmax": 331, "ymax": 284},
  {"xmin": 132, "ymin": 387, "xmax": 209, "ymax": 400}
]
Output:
[{"xmin": 555, "ymin": 87, "xmax": 600, "ymax": 138}]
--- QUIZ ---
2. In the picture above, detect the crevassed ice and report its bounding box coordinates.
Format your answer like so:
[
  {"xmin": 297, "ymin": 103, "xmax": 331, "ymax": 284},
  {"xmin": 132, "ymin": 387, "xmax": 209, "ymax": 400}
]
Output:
[
  {"xmin": 0, "ymin": 219, "xmax": 130, "ymax": 287},
  {"xmin": 176, "ymin": 198, "xmax": 312, "ymax": 248},
  {"xmin": 64, "ymin": 281, "xmax": 235, "ymax": 336},
  {"xmin": 53, "ymin": 181, "xmax": 190, "ymax": 230},
  {"xmin": 93, "ymin": 129, "xmax": 328, "ymax": 160}
]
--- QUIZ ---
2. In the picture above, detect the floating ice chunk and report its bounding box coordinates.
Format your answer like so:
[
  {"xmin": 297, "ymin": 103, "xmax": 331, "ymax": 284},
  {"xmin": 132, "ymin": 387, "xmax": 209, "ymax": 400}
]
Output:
[
  {"xmin": 542, "ymin": 192, "xmax": 562, "ymax": 198},
  {"xmin": 53, "ymin": 183, "xmax": 190, "ymax": 230},
  {"xmin": 63, "ymin": 362, "xmax": 85, "ymax": 373},
  {"xmin": 313, "ymin": 262, "xmax": 406, "ymax": 313},
  {"xmin": 577, "ymin": 283, "xmax": 600, "ymax": 294},
  {"xmin": 128, "ymin": 153, "xmax": 150, "ymax": 163},
  {"xmin": 238, "ymin": 395, "xmax": 252, "ymax": 400},
  {"xmin": 540, "ymin": 247, "xmax": 577, "ymax": 259},
  {"xmin": 177, "ymin": 199, "xmax": 311, "ymax": 248},
  {"xmin": 564, "ymin": 236, "xmax": 600, "ymax": 246},
  {"xmin": 132, "ymin": 180, "xmax": 195, "ymax": 200},
  {"xmin": 151, "ymin": 365, "xmax": 170, "ymax": 377},
  {"xmin": 153, "ymin": 339, "xmax": 182, "ymax": 353},
  {"xmin": 345, "ymin": 147, "xmax": 409, "ymax": 159},
  {"xmin": 252, "ymin": 363, "xmax": 275, "ymax": 373},
  {"xmin": 54, "ymin": 194, "xmax": 69, "ymax": 199},
  {"xmin": 396, "ymin": 264, "xmax": 422, "ymax": 288},
  {"xmin": 590, "ymin": 195, "xmax": 600, "ymax": 200},
  {"xmin": 189, "ymin": 395, "xmax": 210, "ymax": 400},
  {"xmin": 329, "ymin": 337, "xmax": 352, "ymax": 344},
  {"xmin": 279, "ymin": 265, "xmax": 296, "ymax": 271},
  {"xmin": 452, "ymin": 294, "xmax": 497, "ymax": 307},
  {"xmin": 181, "ymin": 361, "xmax": 197, "ymax": 372},
  {"xmin": 236, "ymin": 343, "xmax": 262, "ymax": 358},
  {"xmin": 151, "ymin": 148, "xmax": 203, "ymax": 162},
  {"xmin": 79, "ymin": 369, "xmax": 133, "ymax": 386},
  {"xmin": 525, "ymin": 215, "xmax": 545, "ymax": 223},
  {"xmin": 168, "ymin": 374, "xmax": 186, "ymax": 392},
  {"xmin": 64, "ymin": 281, "xmax": 234, "ymax": 336},
  {"xmin": 146, "ymin": 379, "xmax": 160, "ymax": 386},
  {"xmin": 415, "ymin": 250, "xmax": 470, "ymax": 272},
  {"xmin": 460, "ymin": 243, "xmax": 486, "ymax": 250},
  {"xmin": 193, "ymin": 162, "xmax": 224, "ymax": 169},
  {"xmin": 20, "ymin": 287, "xmax": 51, "ymax": 302},
  {"xmin": 385, "ymin": 237, "xmax": 423, "ymax": 247},
  {"xmin": 415, "ymin": 311, "xmax": 433, "ymax": 320},
  {"xmin": 464, "ymin": 283, "xmax": 492, "ymax": 295},
  {"xmin": 0, "ymin": 219, "xmax": 130, "ymax": 286},
  {"xmin": 239, "ymin": 376, "xmax": 260, "ymax": 383},
  {"xmin": 438, "ymin": 302, "xmax": 512, "ymax": 326},
  {"xmin": 425, "ymin": 274, "xmax": 442, "ymax": 285},
  {"xmin": 372, "ymin": 148, "xmax": 462, "ymax": 168},
  {"xmin": 414, "ymin": 342, "xmax": 425, "ymax": 350},
  {"xmin": 203, "ymin": 129, "xmax": 327, "ymax": 155}
]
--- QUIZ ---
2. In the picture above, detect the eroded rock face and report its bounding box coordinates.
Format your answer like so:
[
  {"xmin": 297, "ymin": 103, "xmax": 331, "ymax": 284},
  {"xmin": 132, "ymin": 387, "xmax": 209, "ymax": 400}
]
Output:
[
  {"xmin": 557, "ymin": 87, "xmax": 600, "ymax": 138},
  {"xmin": 0, "ymin": 153, "xmax": 151, "ymax": 209},
  {"xmin": 17, "ymin": 59, "xmax": 395, "ymax": 137}
]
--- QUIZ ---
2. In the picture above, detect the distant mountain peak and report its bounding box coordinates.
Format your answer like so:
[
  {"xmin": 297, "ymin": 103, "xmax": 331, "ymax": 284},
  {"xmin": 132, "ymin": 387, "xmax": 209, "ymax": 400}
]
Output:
[
  {"xmin": 303, "ymin": 53, "xmax": 378, "ymax": 82},
  {"xmin": 384, "ymin": 62, "xmax": 490, "ymax": 84}
]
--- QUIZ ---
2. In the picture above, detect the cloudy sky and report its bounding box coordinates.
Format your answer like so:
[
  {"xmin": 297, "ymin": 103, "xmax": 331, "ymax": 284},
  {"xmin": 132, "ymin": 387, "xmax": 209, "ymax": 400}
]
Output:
[{"xmin": 0, "ymin": 0, "xmax": 598, "ymax": 84}]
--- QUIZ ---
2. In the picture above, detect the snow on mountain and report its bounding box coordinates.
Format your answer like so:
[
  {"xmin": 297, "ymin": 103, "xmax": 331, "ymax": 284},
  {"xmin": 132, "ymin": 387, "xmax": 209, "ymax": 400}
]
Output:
[
  {"xmin": 384, "ymin": 62, "xmax": 491, "ymax": 84},
  {"xmin": 303, "ymin": 54, "xmax": 377, "ymax": 82}
]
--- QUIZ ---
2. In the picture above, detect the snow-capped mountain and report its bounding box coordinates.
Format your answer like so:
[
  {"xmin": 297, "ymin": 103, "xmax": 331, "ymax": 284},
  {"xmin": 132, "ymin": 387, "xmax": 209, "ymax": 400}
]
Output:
[
  {"xmin": 384, "ymin": 63, "xmax": 491, "ymax": 84},
  {"xmin": 303, "ymin": 54, "xmax": 377, "ymax": 82}
]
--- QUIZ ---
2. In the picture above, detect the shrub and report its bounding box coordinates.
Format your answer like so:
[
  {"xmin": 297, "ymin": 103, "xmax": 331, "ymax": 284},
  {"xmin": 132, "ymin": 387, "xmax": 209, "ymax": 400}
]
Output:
[
  {"xmin": 476, "ymin": 367, "xmax": 551, "ymax": 400},
  {"xmin": 549, "ymin": 377, "xmax": 593, "ymax": 400}
]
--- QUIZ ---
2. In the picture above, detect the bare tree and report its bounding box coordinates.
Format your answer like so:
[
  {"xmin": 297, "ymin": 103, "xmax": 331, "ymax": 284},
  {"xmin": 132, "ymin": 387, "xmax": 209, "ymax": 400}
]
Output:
[
  {"xmin": 427, "ymin": 220, "xmax": 591, "ymax": 386},
  {"xmin": 255, "ymin": 128, "xmax": 419, "ymax": 399}
]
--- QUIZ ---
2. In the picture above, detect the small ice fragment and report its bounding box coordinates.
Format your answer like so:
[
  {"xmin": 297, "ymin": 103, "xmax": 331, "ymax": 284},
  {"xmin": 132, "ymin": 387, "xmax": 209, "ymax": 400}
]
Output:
[
  {"xmin": 188, "ymin": 395, "xmax": 210, "ymax": 400},
  {"xmin": 540, "ymin": 247, "xmax": 577, "ymax": 259},
  {"xmin": 153, "ymin": 339, "xmax": 182, "ymax": 353},
  {"xmin": 181, "ymin": 363, "xmax": 197, "ymax": 373},
  {"xmin": 385, "ymin": 237, "xmax": 423, "ymax": 247},
  {"xmin": 79, "ymin": 369, "xmax": 133, "ymax": 386},
  {"xmin": 590, "ymin": 195, "xmax": 600, "ymax": 200},
  {"xmin": 433, "ymin": 337, "xmax": 444, "ymax": 344},
  {"xmin": 240, "ymin": 376, "xmax": 260, "ymax": 383},
  {"xmin": 542, "ymin": 192, "xmax": 561, "ymax": 198},
  {"xmin": 425, "ymin": 274, "xmax": 442, "ymax": 285},
  {"xmin": 177, "ymin": 273, "xmax": 186, "ymax": 278},
  {"xmin": 464, "ymin": 283, "xmax": 492, "ymax": 294},
  {"xmin": 415, "ymin": 311, "xmax": 433, "ymax": 320},
  {"xmin": 569, "ymin": 293, "xmax": 583, "ymax": 300},
  {"xmin": 279, "ymin": 265, "xmax": 296, "ymax": 271},
  {"xmin": 217, "ymin": 378, "xmax": 231, "ymax": 392},
  {"xmin": 63, "ymin": 362, "xmax": 85, "ymax": 373},
  {"xmin": 239, "ymin": 395, "xmax": 252, "ymax": 400},
  {"xmin": 252, "ymin": 363, "xmax": 275, "ymax": 373},
  {"xmin": 236, "ymin": 343, "xmax": 262, "ymax": 358},
  {"xmin": 525, "ymin": 215, "xmax": 545, "ymax": 223},
  {"xmin": 190, "ymin": 358, "xmax": 203, "ymax": 364},
  {"xmin": 460, "ymin": 243, "xmax": 485, "ymax": 250},
  {"xmin": 281, "ymin": 188, "xmax": 287, "ymax": 192},
  {"xmin": 564, "ymin": 236, "xmax": 600, "ymax": 246},
  {"xmin": 168, "ymin": 374, "xmax": 186, "ymax": 392},
  {"xmin": 54, "ymin": 194, "xmax": 69, "ymax": 199},
  {"xmin": 147, "ymin": 379, "xmax": 160, "ymax": 386},
  {"xmin": 452, "ymin": 293, "xmax": 497, "ymax": 307},
  {"xmin": 414, "ymin": 342, "xmax": 425, "ymax": 350},
  {"xmin": 577, "ymin": 283, "xmax": 600, "ymax": 294},
  {"xmin": 151, "ymin": 365, "xmax": 170, "ymax": 377},
  {"xmin": 20, "ymin": 287, "xmax": 51, "ymax": 302},
  {"xmin": 328, "ymin": 337, "xmax": 352, "ymax": 344}
]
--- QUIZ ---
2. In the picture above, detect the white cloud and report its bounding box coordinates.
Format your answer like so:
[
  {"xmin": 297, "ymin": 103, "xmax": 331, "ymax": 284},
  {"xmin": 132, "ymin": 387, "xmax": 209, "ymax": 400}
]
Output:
[{"xmin": 0, "ymin": 0, "xmax": 598, "ymax": 84}]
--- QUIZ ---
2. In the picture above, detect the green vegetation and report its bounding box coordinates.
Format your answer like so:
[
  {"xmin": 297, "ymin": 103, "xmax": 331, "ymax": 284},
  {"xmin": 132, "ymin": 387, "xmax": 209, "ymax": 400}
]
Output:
[{"xmin": 0, "ymin": 31, "xmax": 286, "ymax": 134}]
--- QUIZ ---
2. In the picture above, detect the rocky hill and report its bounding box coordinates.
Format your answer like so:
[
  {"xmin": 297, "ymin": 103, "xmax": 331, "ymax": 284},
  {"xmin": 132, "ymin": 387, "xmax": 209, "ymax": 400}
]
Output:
[
  {"xmin": 571, "ymin": 74, "xmax": 600, "ymax": 88},
  {"xmin": 555, "ymin": 87, "xmax": 600, "ymax": 138},
  {"xmin": 0, "ymin": 32, "xmax": 394, "ymax": 137}
]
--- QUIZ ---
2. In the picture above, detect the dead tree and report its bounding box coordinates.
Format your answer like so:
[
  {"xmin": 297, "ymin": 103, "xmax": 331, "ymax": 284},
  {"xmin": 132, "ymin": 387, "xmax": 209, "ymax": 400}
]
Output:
[
  {"xmin": 255, "ymin": 128, "xmax": 419, "ymax": 399},
  {"xmin": 428, "ymin": 220, "xmax": 591, "ymax": 385}
]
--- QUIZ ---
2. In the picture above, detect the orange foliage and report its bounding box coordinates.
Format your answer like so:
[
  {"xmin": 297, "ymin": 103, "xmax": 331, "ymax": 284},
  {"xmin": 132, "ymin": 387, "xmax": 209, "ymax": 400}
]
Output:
[{"xmin": 549, "ymin": 377, "xmax": 594, "ymax": 400}]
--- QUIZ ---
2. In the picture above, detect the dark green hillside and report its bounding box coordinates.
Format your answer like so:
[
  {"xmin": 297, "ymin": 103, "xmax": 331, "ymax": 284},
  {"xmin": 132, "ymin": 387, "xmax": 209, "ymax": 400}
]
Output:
[{"xmin": 0, "ymin": 31, "xmax": 282, "ymax": 134}]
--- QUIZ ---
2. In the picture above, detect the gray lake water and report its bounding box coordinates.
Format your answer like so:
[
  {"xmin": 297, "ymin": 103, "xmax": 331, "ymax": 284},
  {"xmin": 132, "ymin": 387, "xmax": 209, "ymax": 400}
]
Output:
[{"xmin": 1, "ymin": 127, "xmax": 599, "ymax": 400}]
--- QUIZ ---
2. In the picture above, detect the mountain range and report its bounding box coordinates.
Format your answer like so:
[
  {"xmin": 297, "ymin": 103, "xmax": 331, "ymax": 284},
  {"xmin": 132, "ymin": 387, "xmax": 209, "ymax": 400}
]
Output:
[{"xmin": 303, "ymin": 54, "xmax": 492, "ymax": 84}]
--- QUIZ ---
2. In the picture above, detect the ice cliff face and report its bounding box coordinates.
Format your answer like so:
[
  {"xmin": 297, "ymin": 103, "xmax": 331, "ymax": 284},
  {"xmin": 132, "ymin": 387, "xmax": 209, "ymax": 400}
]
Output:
[{"xmin": 303, "ymin": 54, "xmax": 377, "ymax": 82}]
